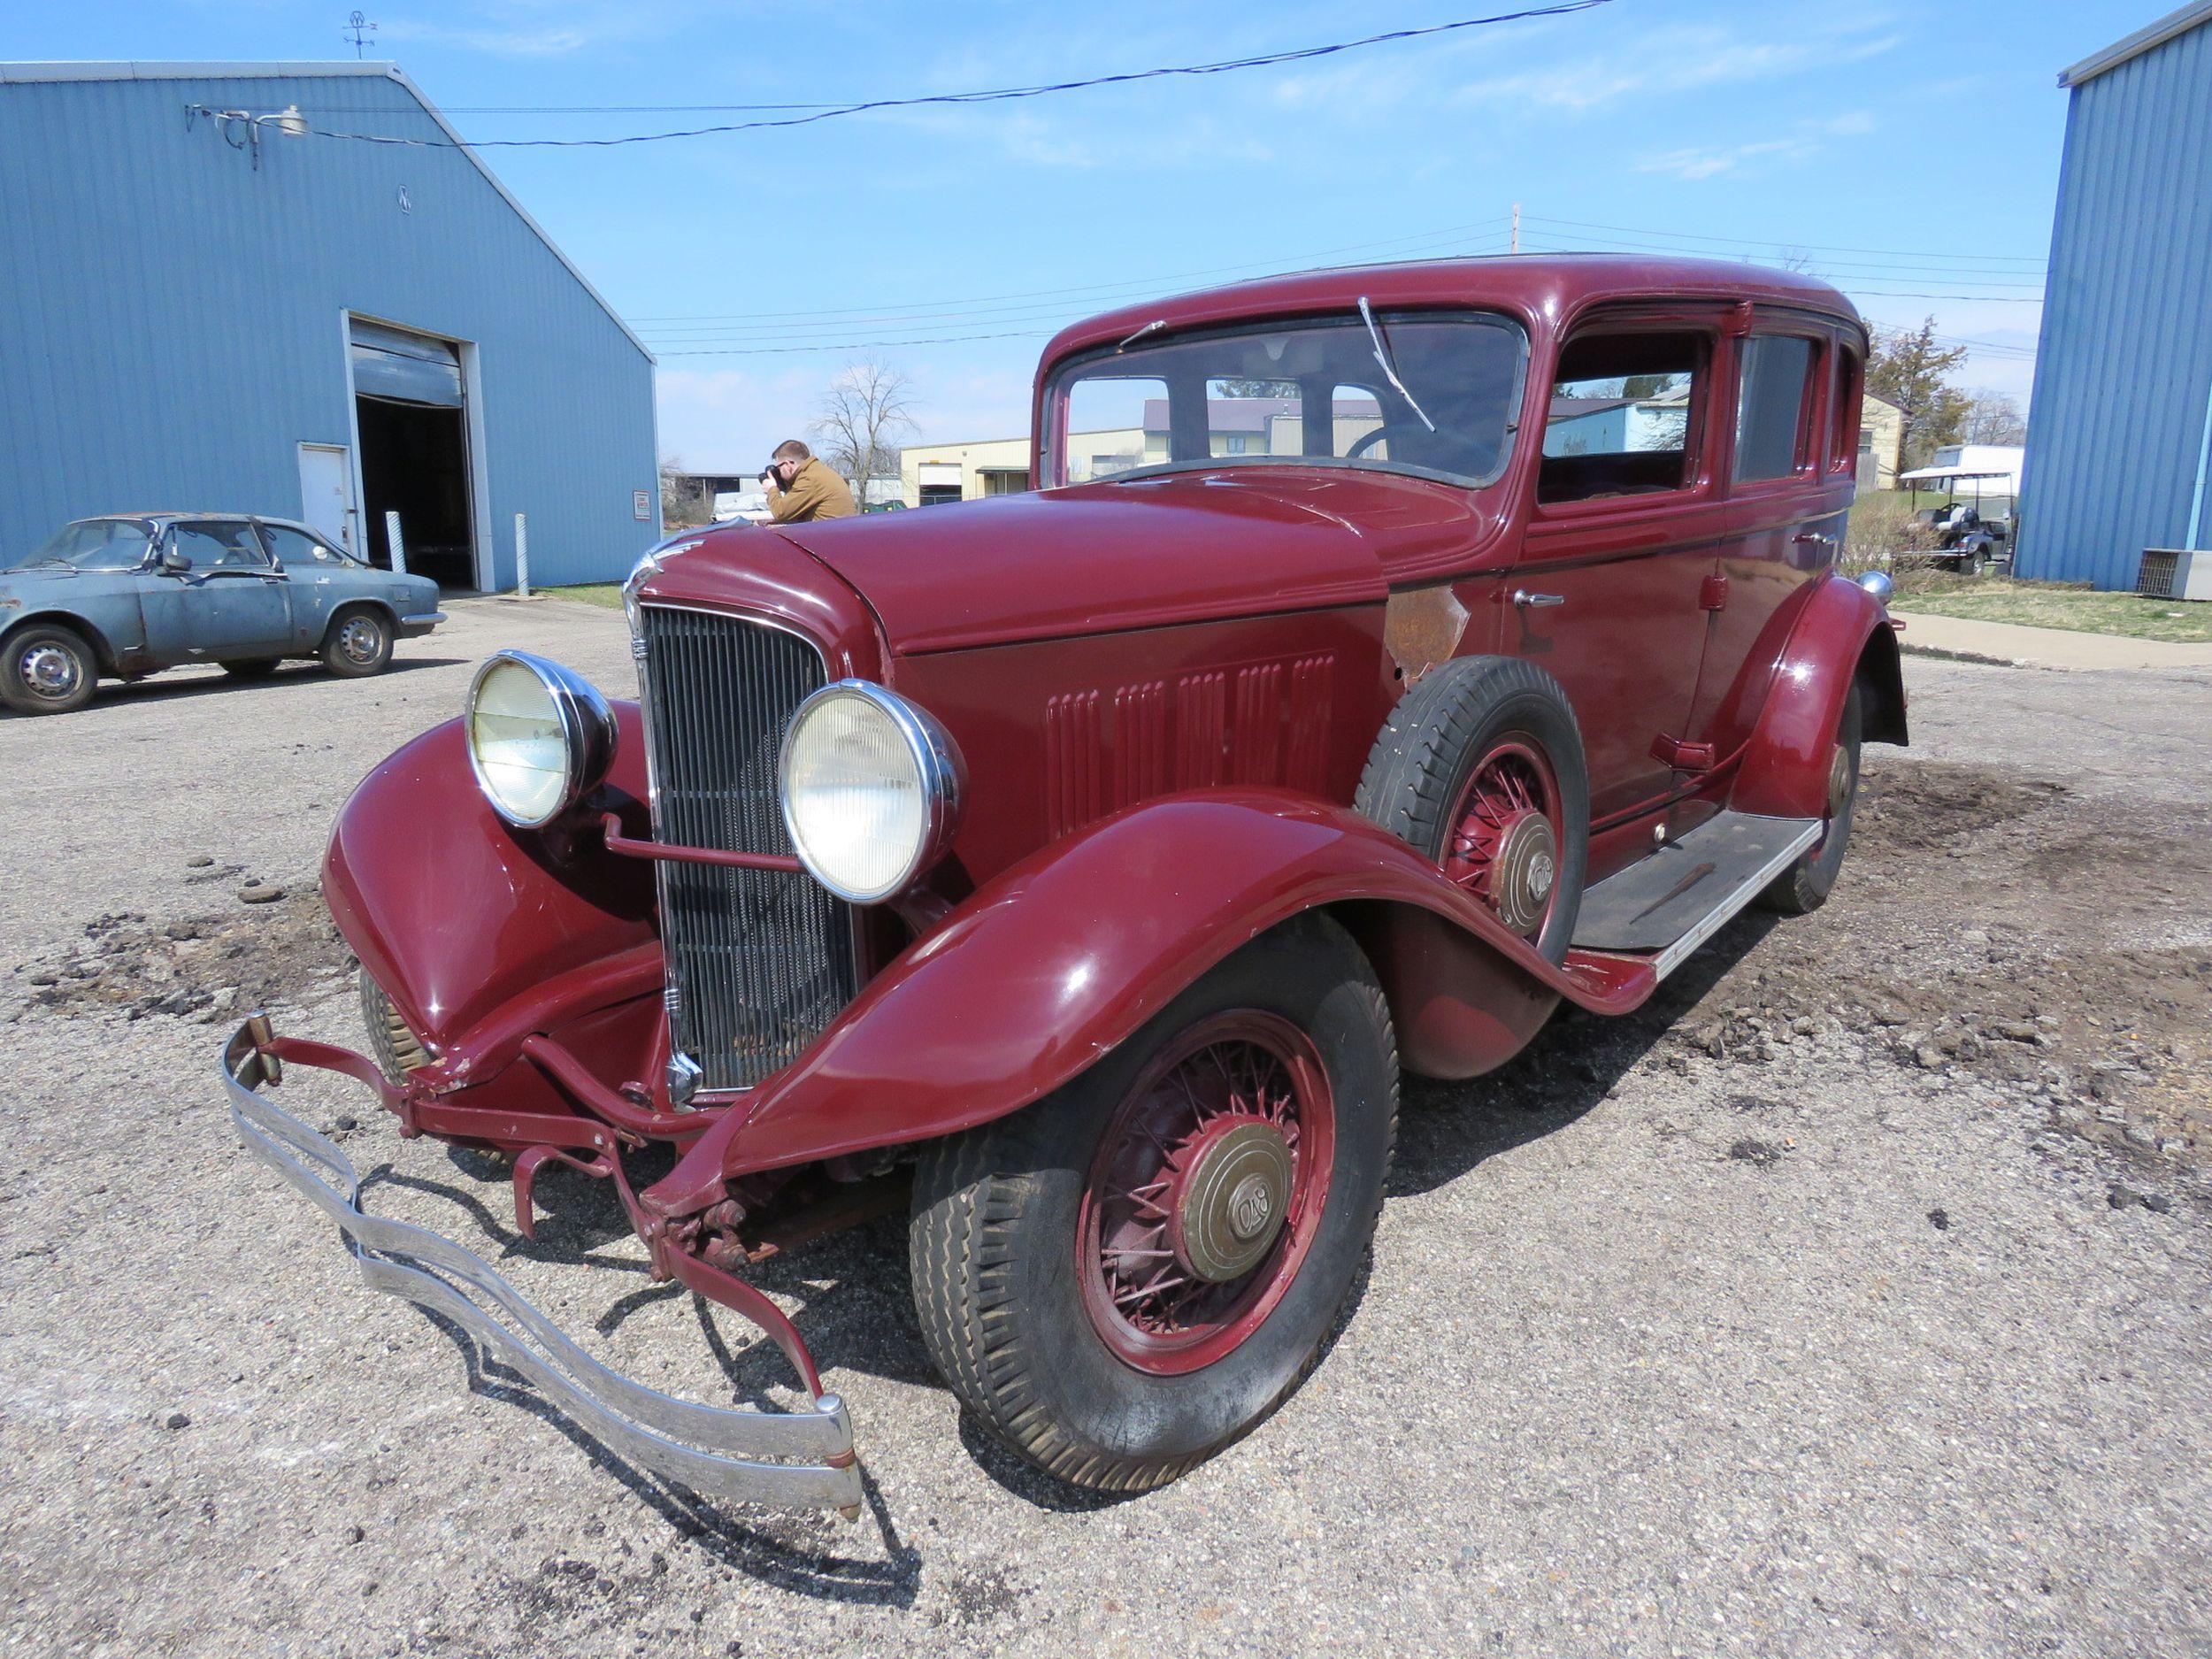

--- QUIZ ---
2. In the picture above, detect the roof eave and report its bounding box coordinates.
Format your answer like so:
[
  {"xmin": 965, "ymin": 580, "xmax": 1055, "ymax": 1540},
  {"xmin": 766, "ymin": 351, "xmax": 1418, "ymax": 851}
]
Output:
[{"xmin": 2058, "ymin": 0, "xmax": 2212, "ymax": 86}]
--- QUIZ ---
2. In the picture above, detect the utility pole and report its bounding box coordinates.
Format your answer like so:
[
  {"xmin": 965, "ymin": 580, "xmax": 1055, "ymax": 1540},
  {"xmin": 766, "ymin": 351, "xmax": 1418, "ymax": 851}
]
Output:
[{"xmin": 1510, "ymin": 202, "xmax": 1520, "ymax": 255}]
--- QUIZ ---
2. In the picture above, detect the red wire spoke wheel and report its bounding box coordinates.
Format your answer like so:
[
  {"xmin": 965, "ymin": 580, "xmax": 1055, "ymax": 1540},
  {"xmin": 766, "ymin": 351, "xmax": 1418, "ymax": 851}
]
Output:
[
  {"xmin": 1442, "ymin": 738, "xmax": 1563, "ymax": 940},
  {"xmin": 1078, "ymin": 1010, "xmax": 1336, "ymax": 1375},
  {"xmin": 908, "ymin": 915, "xmax": 1396, "ymax": 1493},
  {"xmin": 1356, "ymin": 655, "xmax": 1588, "ymax": 964}
]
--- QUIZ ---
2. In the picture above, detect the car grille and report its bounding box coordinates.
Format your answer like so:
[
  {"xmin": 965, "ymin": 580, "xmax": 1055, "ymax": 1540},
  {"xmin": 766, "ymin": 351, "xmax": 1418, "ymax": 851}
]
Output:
[{"xmin": 635, "ymin": 604, "xmax": 858, "ymax": 1093}]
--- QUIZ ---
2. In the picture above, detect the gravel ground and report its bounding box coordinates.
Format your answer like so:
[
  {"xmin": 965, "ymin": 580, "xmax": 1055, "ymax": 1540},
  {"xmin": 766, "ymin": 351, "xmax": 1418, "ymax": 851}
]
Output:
[{"xmin": 1, "ymin": 603, "xmax": 2208, "ymax": 1658}]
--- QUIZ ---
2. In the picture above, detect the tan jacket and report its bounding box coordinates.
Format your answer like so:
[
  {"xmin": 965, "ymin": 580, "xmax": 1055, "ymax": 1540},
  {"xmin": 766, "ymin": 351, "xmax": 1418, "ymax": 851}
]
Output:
[{"xmin": 767, "ymin": 457, "xmax": 857, "ymax": 523}]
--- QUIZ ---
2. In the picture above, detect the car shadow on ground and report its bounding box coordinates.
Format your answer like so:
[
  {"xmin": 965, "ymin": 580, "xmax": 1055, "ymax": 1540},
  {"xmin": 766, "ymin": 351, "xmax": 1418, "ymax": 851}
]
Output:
[
  {"xmin": 0, "ymin": 656, "xmax": 472, "ymax": 718},
  {"xmin": 351, "ymin": 908, "xmax": 1786, "ymax": 1592}
]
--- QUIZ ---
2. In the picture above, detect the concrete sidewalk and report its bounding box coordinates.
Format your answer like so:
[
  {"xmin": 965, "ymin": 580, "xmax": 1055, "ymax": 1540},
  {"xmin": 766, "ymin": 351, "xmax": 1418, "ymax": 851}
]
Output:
[{"xmin": 1892, "ymin": 608, "xmax": 2212, "ymax": 671}]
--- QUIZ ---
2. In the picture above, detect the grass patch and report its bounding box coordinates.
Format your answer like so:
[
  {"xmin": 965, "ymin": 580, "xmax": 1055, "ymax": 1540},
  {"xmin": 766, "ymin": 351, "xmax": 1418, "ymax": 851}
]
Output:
[
  {"xmin": 545, "ymin": 584, "xmax": 626, "ymax": 610},
  {"xmin": 1891, "ymin": 575, "xmax": 2212, "ymax": 643}
]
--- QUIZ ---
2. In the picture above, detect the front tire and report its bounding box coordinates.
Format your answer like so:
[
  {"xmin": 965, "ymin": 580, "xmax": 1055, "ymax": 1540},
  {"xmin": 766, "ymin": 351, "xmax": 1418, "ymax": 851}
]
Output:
[
  {"xmin": 321, "ymin": 608, "xmax": 392, "ymax": 678},
  {"xmin": 0, "ymin": 623, "xmax": 96, "ymax": 716},
  {"xmin": 909, "ymin": 915, "xmax": 1397, "ymax": 1493}
]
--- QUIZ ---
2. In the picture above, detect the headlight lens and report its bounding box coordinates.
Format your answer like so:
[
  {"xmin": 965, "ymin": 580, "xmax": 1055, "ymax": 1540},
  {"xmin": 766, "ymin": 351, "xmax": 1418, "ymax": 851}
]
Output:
[
  {"xmin": 780, "ymin": 681, "xmax": 961, "ymax": 903},
  {"xmin": 465, "ymin": 650, "xmax": 617, "ymax": 828}
]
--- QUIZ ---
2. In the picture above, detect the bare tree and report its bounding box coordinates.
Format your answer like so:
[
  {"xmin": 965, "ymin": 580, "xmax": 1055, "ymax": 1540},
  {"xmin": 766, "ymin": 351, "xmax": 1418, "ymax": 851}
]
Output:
[
  {"xmin": 659, "ymin": 452, "xmax": 710, "ymax": 527},
  {"xmin": 1961, "ymin": 389, "xmax": 2028, "ymax": 445},
  {"xmin": 812, "ymin": 363, "xmax": 918, "ymax": 510}
]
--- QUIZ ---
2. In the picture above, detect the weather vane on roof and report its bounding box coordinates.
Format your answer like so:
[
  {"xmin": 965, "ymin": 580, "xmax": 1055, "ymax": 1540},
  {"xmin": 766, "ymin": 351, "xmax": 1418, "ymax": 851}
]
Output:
[{"xmin": 344, "ymin": 11, "xmax": 378, "ymax": 58}]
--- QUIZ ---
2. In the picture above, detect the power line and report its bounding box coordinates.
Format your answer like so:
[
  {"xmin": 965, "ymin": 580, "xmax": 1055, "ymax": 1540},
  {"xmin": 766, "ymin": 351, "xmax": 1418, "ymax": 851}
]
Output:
[
  {"xmin": 658, "ymin": 329, "xmax": 1052, "ymax": 358},
  {"xmin": 632, "ymin": 227, "xmax": 1515, "ymax": 337},
  {"xmin": 296, "ymin": 4, "xmax": 1617, "ymax": 149},
  {"xmin": 1518, "ymin": 212, "xmax": 2046, "ymax": 268}
]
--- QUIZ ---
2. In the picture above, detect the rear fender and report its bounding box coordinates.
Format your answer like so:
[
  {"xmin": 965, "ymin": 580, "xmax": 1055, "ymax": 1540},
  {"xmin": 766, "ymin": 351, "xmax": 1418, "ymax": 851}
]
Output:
[
  {"xmin": 324, "ymin": 709, "xmax": 658, "ymax": 1048},
  {"xmin": 646, "ymin": 789, "xmax": 1653, "ymax": 1215},
  {"xmin": 1731, "ymin": 574, "xmax": 1906, "ymax": 819}
]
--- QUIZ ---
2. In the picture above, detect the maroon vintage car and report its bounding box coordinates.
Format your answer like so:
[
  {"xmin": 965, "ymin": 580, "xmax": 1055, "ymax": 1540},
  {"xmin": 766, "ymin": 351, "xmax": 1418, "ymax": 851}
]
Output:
[{"xmin": 220, "ymin": 254, "xmax": 1904, "ymax": 1515}]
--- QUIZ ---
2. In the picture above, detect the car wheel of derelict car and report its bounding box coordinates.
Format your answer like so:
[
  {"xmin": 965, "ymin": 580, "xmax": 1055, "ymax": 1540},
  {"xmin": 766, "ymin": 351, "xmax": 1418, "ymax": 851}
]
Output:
[
  {"xmin": 219, "ymin": 658, "xmax": 280, "ymax": 680},
  {"xmin": 357, "ymin": 967, "xmax": 431, "ymax": 1081},
  {"xmin": 1758, "ymin": 683, "xmax": 1863, "ymax": 917},
  {"xmin": 1356, "ymin": 654, "xmax": 1589, "ymax": 964},
  {"xmin": 0, "ymin": 623, "xmax": 97, "ymax": 717},
  {"xmin": 321, "ymin": 608, "xmax": 393, "ymax": 679},
  {"xmin": 909, "ymin": 914, "xmax": 1396, "ymax": 1494}
]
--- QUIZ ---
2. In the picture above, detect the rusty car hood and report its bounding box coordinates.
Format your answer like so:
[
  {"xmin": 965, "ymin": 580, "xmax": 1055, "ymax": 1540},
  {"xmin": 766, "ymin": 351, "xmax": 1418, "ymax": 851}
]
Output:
[{"xmin": 764, "ymin": 469, "xmax": 1485, "ymax": 655}]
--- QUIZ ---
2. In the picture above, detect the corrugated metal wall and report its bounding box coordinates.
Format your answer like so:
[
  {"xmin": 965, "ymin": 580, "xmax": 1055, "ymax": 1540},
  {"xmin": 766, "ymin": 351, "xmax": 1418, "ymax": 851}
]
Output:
[
  {"xmin": 2016, "ymin": 23, "xmax": 2212, "ymax": 589},
  {"xmin": 0, "ymin": 66, "xmax": 657, "ymax": 588}
]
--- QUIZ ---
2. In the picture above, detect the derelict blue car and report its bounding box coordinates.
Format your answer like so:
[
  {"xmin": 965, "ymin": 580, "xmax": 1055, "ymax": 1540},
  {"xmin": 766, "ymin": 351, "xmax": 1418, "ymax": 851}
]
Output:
[{"xmin": 0, "ymin": 514, "xmax": 444, "ymax": 715}]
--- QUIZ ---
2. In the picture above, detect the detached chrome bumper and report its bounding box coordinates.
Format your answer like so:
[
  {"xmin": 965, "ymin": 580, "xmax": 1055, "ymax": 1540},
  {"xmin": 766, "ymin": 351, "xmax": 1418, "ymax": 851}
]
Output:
[{"xmin": 219, "ymin": 1021, "xmax": 863, "ymax": 1514}]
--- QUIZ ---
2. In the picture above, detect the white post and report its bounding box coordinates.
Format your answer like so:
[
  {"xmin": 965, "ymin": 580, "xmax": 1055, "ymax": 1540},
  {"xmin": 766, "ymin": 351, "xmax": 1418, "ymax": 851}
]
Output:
[
  {"xmin": 382, "ymin": 511, "xmax": 407, "ymax": 575},
  {"xmin": 513, "ymin": 512, "xmax": 530, "ymax": 600},
  {"xmin": 2186, "ymin": 377, "xmax": 2212, "ymax": 551}
]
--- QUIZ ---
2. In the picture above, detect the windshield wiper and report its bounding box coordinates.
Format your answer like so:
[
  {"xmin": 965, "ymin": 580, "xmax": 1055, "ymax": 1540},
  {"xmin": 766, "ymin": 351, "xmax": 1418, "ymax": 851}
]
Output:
[
  {"xmin": 1358, "ymin": 296, "xmax": 1436, "ymax": 434},
  {"xmin": 1116, "ymin": 318, "xmax": 1165, "ymax": 351},
  {"xmin": 11, "ymin": 557, "xmax": 74, "ymax": 572}
]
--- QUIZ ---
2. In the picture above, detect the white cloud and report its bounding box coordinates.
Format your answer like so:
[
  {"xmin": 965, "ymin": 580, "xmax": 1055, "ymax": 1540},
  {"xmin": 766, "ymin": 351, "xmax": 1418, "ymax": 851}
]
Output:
[
  {"xmin": 1458, "ymin": 19, "xmax": 1901, "ymax": 113},
  {"xmin": 1635, "ymin": 111, "xmax": 1881, "ymax": 180}
]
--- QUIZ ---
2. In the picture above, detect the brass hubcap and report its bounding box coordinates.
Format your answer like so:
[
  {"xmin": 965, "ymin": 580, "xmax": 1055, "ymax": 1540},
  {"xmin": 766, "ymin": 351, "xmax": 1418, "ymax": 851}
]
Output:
[
  {"xmin": 1491, "ymin": 812, "xmax": 1560, "ymax": 938},
  {"xmin": 1827, "ymin": 742, "xmax": 1853, "ymax": 819},
  {"xmin": 1167, "ymin": 1118, "xmax": 1294, "ymax": 1284}
]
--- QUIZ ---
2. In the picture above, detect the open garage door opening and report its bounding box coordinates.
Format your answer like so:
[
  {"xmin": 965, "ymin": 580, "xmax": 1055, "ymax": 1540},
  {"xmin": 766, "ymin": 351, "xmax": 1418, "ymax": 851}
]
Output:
[{"xmin": 349, "ymin": 319, "xmax": 480, "ymax": 592}]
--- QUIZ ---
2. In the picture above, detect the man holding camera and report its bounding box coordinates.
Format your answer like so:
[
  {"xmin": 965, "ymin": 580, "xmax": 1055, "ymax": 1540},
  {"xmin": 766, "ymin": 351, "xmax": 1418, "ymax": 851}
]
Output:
[{"xmin": 762, "ymin": 439, "xmax": 857, "ymax": 524}]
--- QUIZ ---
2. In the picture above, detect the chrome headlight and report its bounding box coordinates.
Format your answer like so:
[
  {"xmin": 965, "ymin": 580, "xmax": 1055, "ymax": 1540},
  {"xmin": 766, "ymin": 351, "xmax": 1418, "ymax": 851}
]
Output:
[
  {"xmin": 780, "ymin": 680, "xmax": 962, "ymax": 903},
  {"xmin": 465, "ymin": 650, "xmax": 618, "ymax": 828}
]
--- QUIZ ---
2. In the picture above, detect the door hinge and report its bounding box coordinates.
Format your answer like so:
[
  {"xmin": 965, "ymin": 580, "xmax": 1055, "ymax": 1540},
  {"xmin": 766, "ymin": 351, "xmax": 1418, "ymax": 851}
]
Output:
[
  {"xmin": 1650, "ymin": 733, "xmax": 1718, "ymax": 772},
  {"xmin": 1700, "ymin": 572, "xmax": 1729, "ymax": 611}
]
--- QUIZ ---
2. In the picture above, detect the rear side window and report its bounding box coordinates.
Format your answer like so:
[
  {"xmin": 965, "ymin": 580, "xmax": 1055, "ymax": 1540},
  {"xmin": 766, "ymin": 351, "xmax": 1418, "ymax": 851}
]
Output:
[
  {"xmin": 1830, "ymin": 346, "xmax": 1863, "ymax": 475},
  {"xmin": 1539, "ymin": 331, "xmax": 1702, "ymax": 503},
  {"xmin": 1734, "ymin": 335, "xmax": 1816, "ymax": 483}
]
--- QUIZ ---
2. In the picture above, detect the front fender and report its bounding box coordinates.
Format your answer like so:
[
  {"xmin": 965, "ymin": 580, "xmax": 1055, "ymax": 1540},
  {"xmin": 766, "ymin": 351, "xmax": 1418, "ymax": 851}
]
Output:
[
  {"xmin": 1731, "ymin": 573, "xmax": 1905, "ymax": 820},
  {"xmin": 646, "ymin": 789, "xmax": 1654, "ymax": 1215},
  {"xmin": 324, "ymin": 707, "xmax": 657, "ymax": 1047}
]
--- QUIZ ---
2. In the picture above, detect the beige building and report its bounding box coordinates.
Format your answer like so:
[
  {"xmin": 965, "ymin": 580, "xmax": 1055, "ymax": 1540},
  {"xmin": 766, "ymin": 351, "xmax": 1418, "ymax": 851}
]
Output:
[
  {"xmin": 901, "ymin": 429, "xmax": 1146, "ymax": 506},
  {"xmin": 1860, "ymin": 393, "xmax": 1904, "ymax": 490}
]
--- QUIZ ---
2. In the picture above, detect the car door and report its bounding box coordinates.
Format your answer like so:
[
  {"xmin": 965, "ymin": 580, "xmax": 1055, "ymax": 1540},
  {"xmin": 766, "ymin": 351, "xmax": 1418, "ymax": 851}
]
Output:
[
  {"xmin": 139, "ymin": 520, "xmax": 295, "ymax": 664},
  {"xmin": 1687, "ymin": 321, "xmax": 1854, "ymax": 753},
  {"xmin": 1506, "ymin": 310, "xmax": 1732, "ymax": 833},
  {"xmin": 256, "ymin": 520, "xmax": 347, "ymax": 650}
]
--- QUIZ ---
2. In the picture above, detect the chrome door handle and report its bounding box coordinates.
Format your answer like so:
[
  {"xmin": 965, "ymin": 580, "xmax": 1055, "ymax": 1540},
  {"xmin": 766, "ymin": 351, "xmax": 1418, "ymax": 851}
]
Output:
[
  {"xmin": 1793, "ymin": 532, "xmax": 1836, "ymax": 548},
  {"xmin": 1512, "ymin": 589, "xmax": 1566, "ymax": 609}
]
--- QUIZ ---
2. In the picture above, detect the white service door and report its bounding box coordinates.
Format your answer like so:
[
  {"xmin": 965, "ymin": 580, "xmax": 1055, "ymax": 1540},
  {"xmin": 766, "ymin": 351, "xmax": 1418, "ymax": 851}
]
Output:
[{"xmin": 296, "ymin": 443, "xmax": 355, "ymax": 553}]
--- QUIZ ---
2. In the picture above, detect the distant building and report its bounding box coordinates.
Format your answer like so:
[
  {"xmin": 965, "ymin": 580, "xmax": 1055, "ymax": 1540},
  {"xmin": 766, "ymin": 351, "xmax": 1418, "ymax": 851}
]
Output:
[
  {"xmin": 0, "ymin": 61, "xmax": 658, "ymax": 589},
  {"xmin": 1860, "ymin": 395, "xmax": 1905, "ymax": 490},
  {"xmin": 1898, "ymin": 443, "xmax": 2026, "ymax": 516},
  {"xmin": 2016, "ymin": 2, "xmax": 2212, "ymax": 588}
]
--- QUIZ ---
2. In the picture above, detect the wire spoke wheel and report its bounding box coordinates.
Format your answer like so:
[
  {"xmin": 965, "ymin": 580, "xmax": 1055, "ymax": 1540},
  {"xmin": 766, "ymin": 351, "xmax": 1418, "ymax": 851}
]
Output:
[
  {"xmin": 1443, "ymin": 738, "xmax": 1563, "ymax": 939},
  {"xmin": 1079, "ymin": 1010, "xmax": 1336, "ymax": 1375}
]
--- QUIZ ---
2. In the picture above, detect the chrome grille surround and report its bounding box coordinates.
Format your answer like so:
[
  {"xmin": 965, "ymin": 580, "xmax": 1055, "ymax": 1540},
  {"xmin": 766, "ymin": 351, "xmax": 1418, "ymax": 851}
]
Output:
[{"xmin": 633, "ymin": 603, "xmax": 860, "ymax": 1094}]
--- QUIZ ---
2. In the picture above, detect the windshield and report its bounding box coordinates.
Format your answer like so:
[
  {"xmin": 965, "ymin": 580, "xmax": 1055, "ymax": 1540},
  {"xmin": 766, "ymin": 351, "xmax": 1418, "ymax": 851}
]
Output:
[
  {"xmin": 10, "ymin": 518, "xmax": 154, "ymax": 572},
  {"xmin": 1045, "ymin": 311, "xmax": 1525, "ymax": 489}
]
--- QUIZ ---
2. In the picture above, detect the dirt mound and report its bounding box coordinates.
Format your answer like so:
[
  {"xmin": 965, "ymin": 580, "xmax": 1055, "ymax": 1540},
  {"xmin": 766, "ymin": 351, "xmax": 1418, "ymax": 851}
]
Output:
[{"xmin": 9, "ymin": 886, "xmax": 351, "ymax": 1025}]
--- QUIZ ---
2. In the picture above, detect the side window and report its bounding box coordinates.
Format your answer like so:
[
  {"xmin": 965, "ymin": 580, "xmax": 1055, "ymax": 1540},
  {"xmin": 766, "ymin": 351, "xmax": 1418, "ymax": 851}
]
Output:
[
  {"xmin": 172, "ymin": 521, "xmax": 267, "ymax": 569},
  {"xmin": 1734, "ymin": 335, "xmax": 1816, "ymax": 484},
  {"xmin": 262, "ymin": 525, "xmax": 342, "ymax": 565},
  {"xmin": 1539, "ymin": 332, "xmax": 1703, "ymax": 503},
  {"xmin": 1829, "ymin": 345, "xmax": 1863, "ymax": 475},
  {"xmin": 1064, "ymin": 376, "xmax": 1164, "ymax": 480}
]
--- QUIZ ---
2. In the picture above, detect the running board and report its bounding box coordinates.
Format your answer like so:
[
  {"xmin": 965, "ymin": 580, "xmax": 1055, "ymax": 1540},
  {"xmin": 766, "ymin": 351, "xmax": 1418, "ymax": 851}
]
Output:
[{"xmin": 1571, "ymin": 811, "xmax": 1822, "ymax": 981}]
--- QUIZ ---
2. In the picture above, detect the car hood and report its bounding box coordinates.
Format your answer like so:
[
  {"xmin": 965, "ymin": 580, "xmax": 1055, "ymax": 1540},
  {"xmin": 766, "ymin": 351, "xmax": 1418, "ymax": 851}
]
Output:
[{"xmin": 766, "ymin": 469, "xmax": 1474, "ymax": 655}]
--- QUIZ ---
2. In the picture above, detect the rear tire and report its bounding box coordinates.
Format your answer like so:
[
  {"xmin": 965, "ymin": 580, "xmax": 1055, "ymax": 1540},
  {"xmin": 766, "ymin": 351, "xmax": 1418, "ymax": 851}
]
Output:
[
  {"xmin": 1356, "ymin": 655, "xmax": 1589, "ymax": 963},
  {"xmin": 0, "ymin": 622, "xmax": 96, "ymax": 716},
  {"xmin": 909, "ymin": 915, "xmax": 1396, "ymax": 1493},
  {"xmin": 1758, "ymin": 683, "xmax": 1863, "ymax": 915},
  {"xmin": 321, "ymin": 608, "xmax": 392, "ymax": 678}
]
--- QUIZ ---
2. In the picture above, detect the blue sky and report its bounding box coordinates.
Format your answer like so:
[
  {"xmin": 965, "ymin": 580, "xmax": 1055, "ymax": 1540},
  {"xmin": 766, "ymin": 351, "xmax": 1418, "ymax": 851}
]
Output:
[{"xmin": 10, "ymin": 0, "xmax": 2161, "ymax": 469}]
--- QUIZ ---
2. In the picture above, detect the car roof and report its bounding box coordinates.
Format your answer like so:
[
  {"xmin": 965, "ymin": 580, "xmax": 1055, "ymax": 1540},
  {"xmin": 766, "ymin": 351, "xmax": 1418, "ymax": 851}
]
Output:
[{"xmin": 1042, "ymin": 253, "xmax": 1863, "ymax": 368}]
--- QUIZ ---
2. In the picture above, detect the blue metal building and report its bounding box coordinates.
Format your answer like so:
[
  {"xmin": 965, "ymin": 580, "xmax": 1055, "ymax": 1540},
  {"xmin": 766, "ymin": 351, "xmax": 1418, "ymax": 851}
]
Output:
[
  {"xmin": 2016, "ymin": 4, "xmax": 2212, "ymax": 590},
  {"xmin": 0, "ymin": 61, "xmax": 659, "ymax": 590}
]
